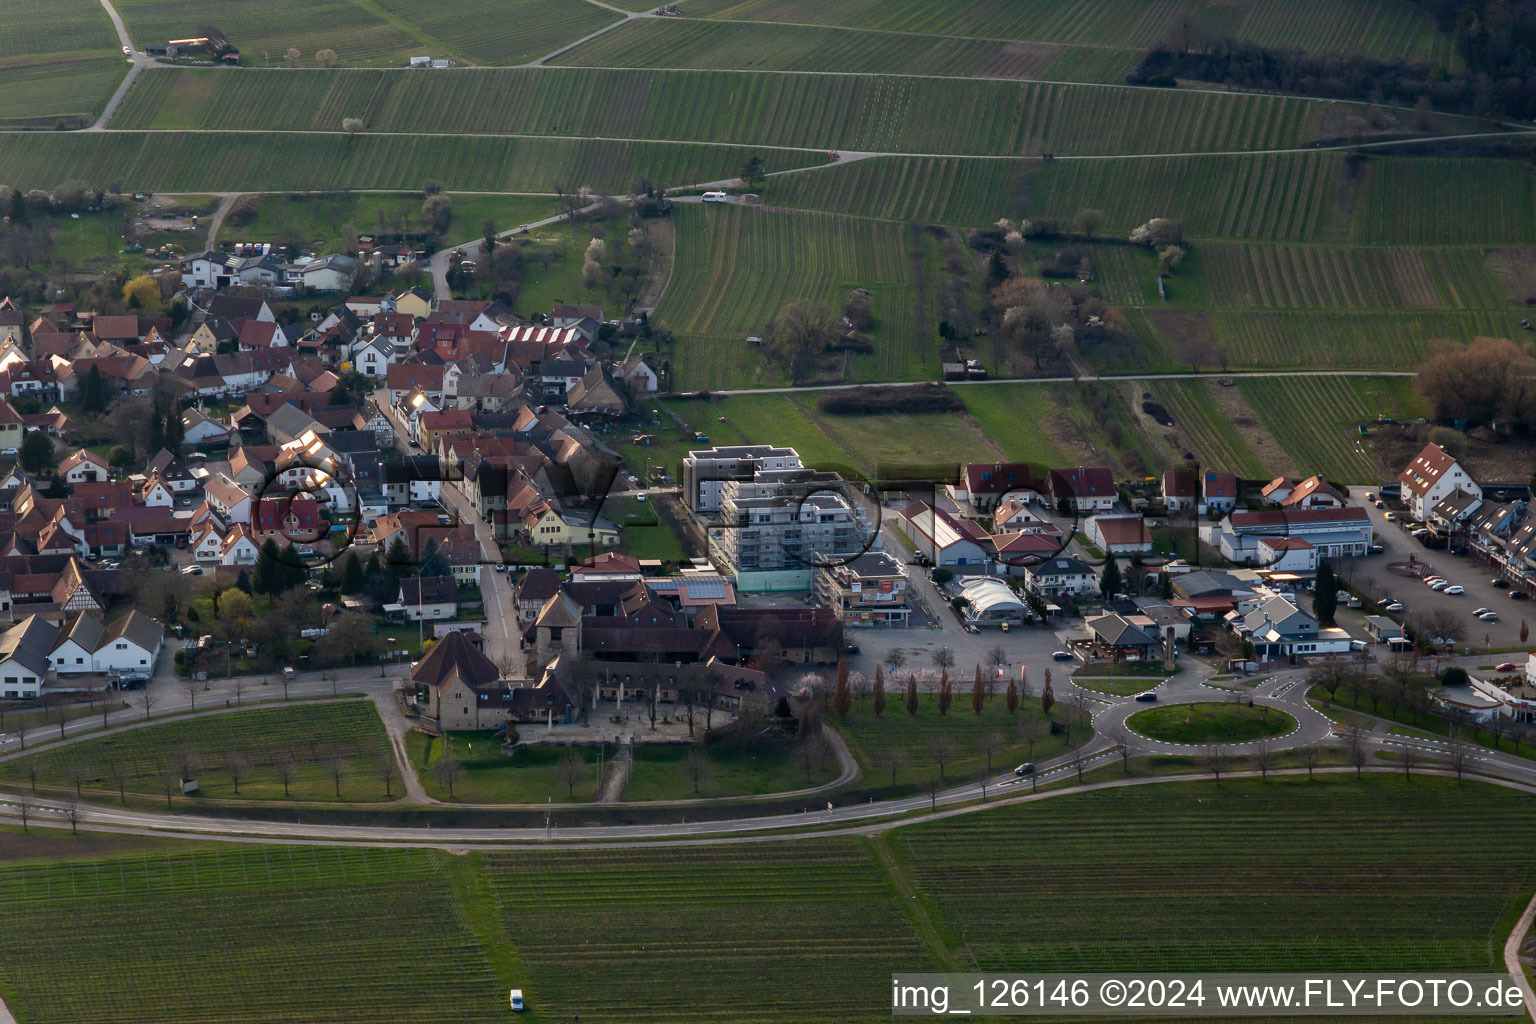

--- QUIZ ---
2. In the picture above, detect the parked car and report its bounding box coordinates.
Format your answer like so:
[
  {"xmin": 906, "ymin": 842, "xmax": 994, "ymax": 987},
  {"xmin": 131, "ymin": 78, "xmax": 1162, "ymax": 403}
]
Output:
[
  {"xmin": 1513, "ymin": 591, "xmax": 1532, "ymax": 601},
  {"xmin": 1052, "ymin": 650, "xmax": 1073, "ymax": 661},
  {"xmin": 1423, "ymin": 576, "xmax": 1445, "ymax": 586},
  {"xmin": 1366, "ymin": 491, "xmax": 1377, "ymax": 502},
  {"xmin": 1496, "ymin": 662, "xmax": 1518, "ymax": 672},
  {"xmin": 1384, "ymin": 602, "xmax": 1404, "ymax": 612},
  {"xmin": 1428, "ymin": 580, "xmax": 1450, "ymax": 591},
  {"xmin": 1369, "ymin": 544, "xmax": 1384, "ymax": 554},
  {"xmin": 1384, "ymin": 511, "xmax": 1397, "ymax": 521},
  {"xmin": 180, "ymin": 564, "xmax": 203, "ymax": 575},
  {"xmin": 1473, "ymin": 608, "xmax": 1492, "ymax": 618},
  {"xmin": 1493, "ymin": 578, "xmax": 1511, "ymax": 588},
  {"xmin": 1373, "ymin": 500, "xmax": 1385, "ymax": 508},
  {"xmin": 1480, "ymin": 611, "xmax": 1499, "ymax": 622},
  {"xmin": 1134, "ymin": 691, "xmax": 1159, "ymax": 702},
  {"xmin": 1443, "ymin": 585, "xmax": 1465, "ymax": 595}
]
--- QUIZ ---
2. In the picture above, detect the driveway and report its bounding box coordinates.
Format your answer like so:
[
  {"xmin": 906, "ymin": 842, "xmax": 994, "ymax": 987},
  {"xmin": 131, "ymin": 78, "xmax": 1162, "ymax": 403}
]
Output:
[{"xmin": 1343, "ymin": 486, "xmax": 1527, "ymax": 649}]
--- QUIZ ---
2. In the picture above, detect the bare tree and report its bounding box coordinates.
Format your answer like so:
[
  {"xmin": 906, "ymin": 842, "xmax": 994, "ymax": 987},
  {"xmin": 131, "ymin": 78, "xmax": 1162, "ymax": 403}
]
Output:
[
  {"xmin": 65, "ymin": 762, "xmax": 89, "ymax": 798},
  {"xmin": 23, "ymin": 759, "xmax": 38, "ymax": 793},
  {"xmin": 64, "ymin": 802, "xmax": 81, "ymax": 835},
  {"xmin": 1200, "ymin": 742, "xmax": 1227, "ymax": 783},
  {"xmin": 183, "ymin": 678, "xmax": 199, "ymax": 712},
  {"xmin": 796, "ymin": 736, "xmax": 830, "ymax": 784},
  {"xmin": 225, "ymin": 751, "xmax": 252, "ymax": 796},
  {"xmin": 1345, "ymin": 726, "xmax": 1369, "ymax": 779},
  {"xmin": 1016, "ymin": 715, "xmax": 1045, "ymax": 758},
  {"xmin": 1253, "ymin": 737, "xmax": 1276, "ymax": 781},
  {"xmin": 924, "ymin": 772, "xmax": 941, "ymax": 810},
  {"xmin": 1448, "ymin": 736, "xmax": 1470, "ymax": 781},
  {"xmin": 1399, "ymin": 742, "xmax": 1419, "ymax": 778},
  {"xmin": 231, "ymin": 677, "xmax": 246, "ymax": 706},
  {"xmin": 1299, "ymin": 744, "xmax": 1322, "ymax": 781},
  {"xmin": 106, "ymin": 761, "xmax": 129, "ymax": 803},
  {"xmin": 47, "ymin": 695, "xmax": 68, "ymax": 739},
  {"xmin": 329, "ymin": 756, "xmax": 346, "ymax": 798},
  {"xmin": 977, "ymin": 730, "xmax": 1004, "ymax": 774},
  {"xmin": 978, "ymin": 767, "xmax": 991, "ymax": 802},
  {"xmin": 274, "ymin": 756, "xmax": 298, "ymax": 798},
  {"xmin": 986, "ymin": 645, "xmax": 1007, "ymax": 671},
  {"xmin": 16, "ymin": 792, "xmax": 30, "ymax": 832},
  {"xmin": 930, "ymin": 647, "xmax": 955, "ymax": 671},
  {"xmin": 12, "ymin": 718, "xmax": 26, "ymax": 750},
  {"xmin": 1109, "ymin": 724, "xmax": 1136, "ymax": 775},
  {"xmin": 139, "ymin": 687, "xmax": 155, "ymax": 721},
  {"xmin": 925, "ymin": 735, "xmax": 959, "ymax": 781},
  {"xmin": 680, "ymin": 747, "xmax": 710, "ymax": 795},
  {"xmin": 432, "ymin": 757, "xmax": 463, "ymax": 799},
  {"xmin": 547, "ymin": 750, "xmax": 583, "ymax": 798},
  {"xmin": 162, "ymin": 769, "xmax": 178, "ymax": 809},
  {"xmin": 93, "ymin": 690, "xmax": 113, "ymax": 729},
  {"xmin": 375, "ymin": 756, "xmax": 399, "ymax": 799},
  {"xmin": 884, "ymin": 747, "xmax": 909, "ymax": 788}
]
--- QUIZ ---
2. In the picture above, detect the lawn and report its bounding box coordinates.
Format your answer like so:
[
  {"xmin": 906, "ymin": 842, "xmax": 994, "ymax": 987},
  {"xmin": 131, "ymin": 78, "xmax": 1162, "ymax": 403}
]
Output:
[
  {"xmin": 608, "ymin": 496, "xmax": 689, "ymax": 564},
  {"xmin": 370, "ymin": 0, "xmax": 621, "ymax": 66},
  {"xmin": 623, "ymin": 739, "xmax": 841, "ymax": 800},
  {"xmin": 955, "ymin": 383, "xmax": 1068, "ymax": 466},
  {"xmin": 1126, "ymin": 701, "xmax": 1297, "ymax": 744},
  {"xmin": 830, "ymin": 691, "xmax": 1085, "ymax": 790},
  {"xmin": 213, "ymin": 191, "xmax": 557, "ymax": 256},
  {"xmin": 407, "ymin": 730, "xmax": 601, "ymax": 803},
  {"xmin": 0, "ymin": 701, "xmax": 396, "ymax": 802}
]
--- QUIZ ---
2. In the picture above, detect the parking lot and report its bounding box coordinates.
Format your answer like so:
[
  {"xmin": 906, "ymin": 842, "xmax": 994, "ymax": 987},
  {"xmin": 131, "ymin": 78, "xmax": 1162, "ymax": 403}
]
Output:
[{"xmin": 1342, "ymin": 486, "xmax": 1528, "ymax": 649}]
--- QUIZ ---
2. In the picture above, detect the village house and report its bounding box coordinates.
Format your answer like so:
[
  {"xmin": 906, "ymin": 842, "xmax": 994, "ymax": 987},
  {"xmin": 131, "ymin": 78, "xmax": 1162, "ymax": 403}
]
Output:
[
  {"xmin": 392, "ymin": 575, "xmax": 458, "ymax": 621},
  {"xmin": 1084, "ymin": 514, "xmax": 1152, "ymax": 556},
  {"xmin": 1399, "ymin": 442, "xmax": 1481, "ymax": 521}
]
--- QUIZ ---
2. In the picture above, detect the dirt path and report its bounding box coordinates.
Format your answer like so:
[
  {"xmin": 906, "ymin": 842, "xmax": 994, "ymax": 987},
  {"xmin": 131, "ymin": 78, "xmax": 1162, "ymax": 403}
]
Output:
[
  {"xmin": 1503, "ymin": 888, "xmax": 1536, "ymax": 1022},
  {"xmin": 201, "ymin": 194, "xmax": 238, "ymax": 251},
  {"xmin": 634, "ymin": 215, "xmax": 675, "ymax": 313},
  {"xmin": 597, "ymin": 743, "xmax": 630, "ymax": 802},
  {"xmin": 370, "ymin": 693, "xmax": 431, "ymax": 803}
]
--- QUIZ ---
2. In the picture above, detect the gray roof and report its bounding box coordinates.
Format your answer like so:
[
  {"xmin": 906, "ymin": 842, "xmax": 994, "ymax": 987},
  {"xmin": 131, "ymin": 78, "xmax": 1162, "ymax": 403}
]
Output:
[
  {"xmin": 1086, "ymin": 612, "xmax": 1155, "ymax": 648},
  {"xmin": 1031, "ymin": 556, "xmax": 1094, "ymax": 577},
  {"xmin": 0, "ymin": 615, "xmax": 59, "ymax": 675},
  {"xmin": 103, "ymin": 610, "xmax": 163, "ymax": 652},
  {"xmin": 400, "ymin": 576, "xmax": 456, "ymax": 606}
]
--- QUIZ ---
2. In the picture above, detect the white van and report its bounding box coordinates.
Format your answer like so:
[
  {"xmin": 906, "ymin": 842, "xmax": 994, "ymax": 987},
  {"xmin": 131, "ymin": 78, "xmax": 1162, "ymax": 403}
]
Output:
[
  {"xmin": 701, "ymin": 191, "xmax": 729, "ymax": 203},
  {"xmin": 509, "ymin": 989, "xmax": 525, "ymax": 1012}
]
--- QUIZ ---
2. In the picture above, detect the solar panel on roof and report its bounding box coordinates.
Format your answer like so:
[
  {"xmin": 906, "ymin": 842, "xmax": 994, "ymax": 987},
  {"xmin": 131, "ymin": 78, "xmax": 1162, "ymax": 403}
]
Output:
[{"xmin": 684, "ymin": 580, "xmax": 727, "ymax": 599}]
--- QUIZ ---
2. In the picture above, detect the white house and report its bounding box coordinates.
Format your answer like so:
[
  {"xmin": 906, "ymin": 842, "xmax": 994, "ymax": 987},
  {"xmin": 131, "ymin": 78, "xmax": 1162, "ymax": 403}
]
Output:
[
  {"xmin": 182, "ymin": 408, "xmax": 231, "ymax": 445},
  {"xmin": 59, "ymin": 449, "xmax": 110, "ymax": 485},
  {"xmin": 220, "ymin": 525, "xmax": 260, "ymax": 566},
  {"xmin": 1256, "ymin": 536, "xmax": 1318, "ymax": 573},
  {"xmin": 1234, "ymin": 596, "xmax": 1351, "ymax": 662},
  {"xmin": 1399, "ymin": 442, "xmax": 1481, "ymax": 521},
  {"xmin": 192, "ymin": 525, "xmax": 225, "ymax": 563},
  {"xmin": 0, "ymin": 615, "xmax": 57, "ymax": 698},
  {"xmin": 203, "ymin": 473, "xmax": 254, "ymax": 524},
  {"xmin": 895, "ymin": 501, "xmax": 990, "ymax": 567},
  {"xmin": 394, "ymin": 576, "xmax": 457, "ymax": 621},
  {"xmin": 295, "ymin": 254, "xmax": 359, "ymax": 293},
  {"xmin": 49, "ymin": 610, "xmax": 162, "ymax": 675},
  {"xmin": 1085, "ymin": 514, "xmax": 1152, "ymax": 556},
  {"xmin": 1211, "ymin": 506, "xmax": 1373, "ymax": 563},
  {"xmin": 353, "ymin": 336, "xmax": 395, "ymax": 377},
  {"xmin": 140, "ymin": 475, "xmax": 175, "ymax": 508},
  {"xmin": 616, "ymin": 354, "xmax": 659, "ymax": 392},
  {"xmin": 1023, "ymin": 556, "xmax": 1098, "ymax": 600}
]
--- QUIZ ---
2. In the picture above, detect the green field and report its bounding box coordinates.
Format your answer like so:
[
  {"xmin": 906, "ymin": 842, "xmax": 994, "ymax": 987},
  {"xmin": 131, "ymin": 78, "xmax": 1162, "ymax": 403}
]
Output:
[
  {"xmin": 108, "ymin": 66, "xmax": 1345, "ymax": 156},
  {"xmin": 897, "ymin": 776, "xmax": 1534, "ymax": 975},
  {"xmin": 1126, "ymin": 702, "xmax": 1297, "ymax": 744},
  {"xmin": 1141, "ymin": 379, "xmax": 1271, "ymax": 478},
  {"xmin": 0, "ymin": 0, "xmax": 116, "ymax": 59},
  {"xmin": 622, "ymin": 739, "xmax": 842, "ymax": 799},
  {"xmin": 0, "ymin": 702, "xmax": 396, "ymax": 802},
  {"xmin": 1, "ymin": 776, "xmax": 1530, "ymax": 1021},
  {"xmin": 1239, "ymin": 375, "xmax": 1428, "ymax": 483},
  {"xmin": 408, "ymin": 731, "xmax": 601, "ymax": 802},
  {"xmin": 0, "ymin": 54, "xmax": 125, "ymax": 129},
  {"xmin": 217, "ymin": 191, "xmax": 557, "ymax": 255},
  {"xmin": 658, "ymin": 205, "xmax": 932, "ymax": 389},
  {"xmin": 0, "ymin": 845, "xmax": 508, "ymax": 1023},
  {"xmin": 954, "ymin": 384, "xmax": 1069, "ymax": 465},
  {"xmin": 831, "ymin": 691, "xmax": 1083, "ymax": 787},
  {"xmin": 370, "ymin": 0, "xmax": 621, "ymax": 66},
  {"xmin": 683, "ymin": 0, "xmax": 1452, "ymax": 63},
  {"xmin": 114, "ymin": 0, "xmax": 427, "ymax": 67},
  {"xmin": 0, "ymin": 131, "xmax": 819, "ymax": 194},
  {"xmin": 554, "ymin": 17, "xmax": 1137, "ymax": 82},
  {"xmin": 1198, "ymin": 243, "xmax": 1510, "ymax": 310}
]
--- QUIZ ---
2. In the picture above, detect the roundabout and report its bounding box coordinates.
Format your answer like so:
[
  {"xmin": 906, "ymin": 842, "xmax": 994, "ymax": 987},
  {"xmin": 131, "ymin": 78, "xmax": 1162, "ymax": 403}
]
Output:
[{"xmin": 1126, "ymin": 701, "xmax": 1299, "ymax": 746}]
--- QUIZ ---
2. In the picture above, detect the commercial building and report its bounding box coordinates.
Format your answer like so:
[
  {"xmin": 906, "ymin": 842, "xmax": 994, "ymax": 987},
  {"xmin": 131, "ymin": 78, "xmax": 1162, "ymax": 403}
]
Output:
[
  {"xmin": 708, "ymin": 467, "xmax": 873, "ymax": 591},
  {"xmin": 682, "ymin": 444, "xmax": 802, "ymax": 513},
  {"xmin": 815, "ymin": 550, "xmax": 910, "ymax": 627}
]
